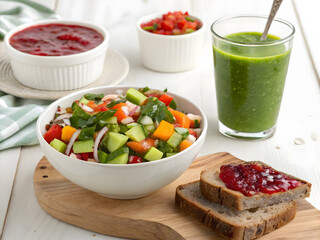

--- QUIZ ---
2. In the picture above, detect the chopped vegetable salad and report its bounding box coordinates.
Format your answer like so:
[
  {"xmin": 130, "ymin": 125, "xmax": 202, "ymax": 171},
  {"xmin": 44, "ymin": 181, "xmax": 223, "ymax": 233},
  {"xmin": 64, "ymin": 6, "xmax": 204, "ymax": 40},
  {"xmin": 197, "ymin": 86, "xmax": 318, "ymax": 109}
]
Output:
[{"xmin": 44, "ymin": 87, "xmax": 202, "ymax": 164}]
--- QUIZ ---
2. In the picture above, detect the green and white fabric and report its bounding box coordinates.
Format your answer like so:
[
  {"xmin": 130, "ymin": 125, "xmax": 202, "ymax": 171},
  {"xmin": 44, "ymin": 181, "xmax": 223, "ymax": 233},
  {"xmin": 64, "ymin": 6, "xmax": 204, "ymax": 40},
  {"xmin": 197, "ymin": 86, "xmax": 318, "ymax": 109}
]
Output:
[
  {"xmin": 0, "ymin": 0, "xmax": 59, "ymax": 39},
  {"xmin": 0, "ymin": 0, "xmax": 58, "ymax": 150},
  {"xmin": 0, "ymin": 92, "xmax": 50, "ymax": 150}
]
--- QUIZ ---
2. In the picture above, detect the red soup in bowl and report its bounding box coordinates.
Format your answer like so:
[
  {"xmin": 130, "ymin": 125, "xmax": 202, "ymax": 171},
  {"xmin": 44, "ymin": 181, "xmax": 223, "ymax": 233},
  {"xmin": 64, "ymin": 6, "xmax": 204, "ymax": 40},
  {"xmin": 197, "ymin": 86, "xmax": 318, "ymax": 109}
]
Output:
[{"xmin": 9, "ymin": 24, "xmax": 104, "ymax": 56}]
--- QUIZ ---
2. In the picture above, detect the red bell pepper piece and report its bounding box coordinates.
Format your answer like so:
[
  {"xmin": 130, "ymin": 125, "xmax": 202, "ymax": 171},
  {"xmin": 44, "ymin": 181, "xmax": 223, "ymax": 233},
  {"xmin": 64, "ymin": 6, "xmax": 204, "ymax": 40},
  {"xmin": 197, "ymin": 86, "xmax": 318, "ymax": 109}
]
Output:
[
  {"xmin": 43, "ymin": 124, "xmax": 62, "ymax": 144},
  {"xmin": 159, "ymin": 94, "xmax": 173, "ymax": 106}
]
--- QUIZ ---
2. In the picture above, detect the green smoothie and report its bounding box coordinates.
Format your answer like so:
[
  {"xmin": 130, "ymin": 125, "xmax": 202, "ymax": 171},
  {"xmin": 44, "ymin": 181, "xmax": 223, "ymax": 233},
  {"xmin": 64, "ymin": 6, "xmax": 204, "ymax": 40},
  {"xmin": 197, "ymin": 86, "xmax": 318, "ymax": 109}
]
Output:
[{"xmin": 213, "ymin": 32, "xmax": 291, "ymax": 133}]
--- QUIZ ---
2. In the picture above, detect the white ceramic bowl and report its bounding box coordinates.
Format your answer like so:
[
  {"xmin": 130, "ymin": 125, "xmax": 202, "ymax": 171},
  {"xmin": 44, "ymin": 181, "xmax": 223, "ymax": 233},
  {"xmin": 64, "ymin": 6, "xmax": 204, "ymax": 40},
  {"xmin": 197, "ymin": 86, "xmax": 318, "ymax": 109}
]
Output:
[
  {"xmin": 36, "ymin": 86, "xmax": 208, "ymax": 199},
  {"xmin": 137, "ymin": 12, "xmax": 206, "ymax": 72},
  {"xmin": 4, "ymin": 19, "xmax": 109, "ymax": 91}
]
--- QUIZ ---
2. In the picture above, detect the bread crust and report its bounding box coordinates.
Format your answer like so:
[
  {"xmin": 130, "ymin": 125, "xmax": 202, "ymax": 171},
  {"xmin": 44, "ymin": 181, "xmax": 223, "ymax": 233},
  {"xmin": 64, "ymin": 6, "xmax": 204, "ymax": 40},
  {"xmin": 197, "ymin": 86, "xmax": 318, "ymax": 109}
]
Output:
[
  {"xmin": 200, "ymin": 161, "xmax": 312, "ymax": 211},
  {"xmin": 175, "ymin": 181, "xmax": 297, "ymax": 240}
]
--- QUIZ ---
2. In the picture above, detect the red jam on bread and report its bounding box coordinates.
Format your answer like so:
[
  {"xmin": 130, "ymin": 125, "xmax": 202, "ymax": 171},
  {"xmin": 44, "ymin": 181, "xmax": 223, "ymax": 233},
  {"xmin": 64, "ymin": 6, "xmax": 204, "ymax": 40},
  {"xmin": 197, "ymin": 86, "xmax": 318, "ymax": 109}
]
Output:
[
  {"xmin": 10, "ymin": 24, "xmax": 103, "ymax": 56},
  {"xmin": 219, "ymin": 163, "xmax": 303, "ymax": 196}
]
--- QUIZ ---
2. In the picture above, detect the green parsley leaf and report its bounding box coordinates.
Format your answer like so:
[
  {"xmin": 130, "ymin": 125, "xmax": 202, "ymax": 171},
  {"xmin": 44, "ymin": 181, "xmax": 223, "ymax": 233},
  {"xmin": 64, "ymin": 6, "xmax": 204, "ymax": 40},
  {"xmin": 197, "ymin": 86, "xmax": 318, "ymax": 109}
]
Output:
[{"xmin": 140, "ymin": 97, "xmax": 175, "ymax": 123}]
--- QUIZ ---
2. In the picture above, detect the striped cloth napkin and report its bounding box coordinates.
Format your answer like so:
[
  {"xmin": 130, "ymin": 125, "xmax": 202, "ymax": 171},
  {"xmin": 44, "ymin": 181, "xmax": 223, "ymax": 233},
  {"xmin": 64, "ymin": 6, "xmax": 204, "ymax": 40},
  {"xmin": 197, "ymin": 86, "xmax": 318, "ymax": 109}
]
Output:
[{"xmin": 0, "ymin": 92, "xmax": 50, "ymax": 150}]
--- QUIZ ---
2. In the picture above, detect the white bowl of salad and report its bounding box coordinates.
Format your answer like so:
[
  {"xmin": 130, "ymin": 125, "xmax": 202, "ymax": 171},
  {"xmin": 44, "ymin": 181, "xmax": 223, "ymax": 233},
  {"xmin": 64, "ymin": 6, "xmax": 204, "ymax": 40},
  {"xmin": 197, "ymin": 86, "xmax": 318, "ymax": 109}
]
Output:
[{"xmin": 36, "ymin": 86, "xmax": 207, "ymax": 199}]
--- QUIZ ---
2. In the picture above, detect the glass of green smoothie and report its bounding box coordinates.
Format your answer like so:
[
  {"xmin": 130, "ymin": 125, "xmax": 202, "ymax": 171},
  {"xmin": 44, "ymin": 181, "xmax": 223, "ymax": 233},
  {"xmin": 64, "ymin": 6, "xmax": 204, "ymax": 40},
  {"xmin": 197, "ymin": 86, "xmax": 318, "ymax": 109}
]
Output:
[{"xmin": 211, "ymin": 15, "xmax": 295, "ymax": 140}]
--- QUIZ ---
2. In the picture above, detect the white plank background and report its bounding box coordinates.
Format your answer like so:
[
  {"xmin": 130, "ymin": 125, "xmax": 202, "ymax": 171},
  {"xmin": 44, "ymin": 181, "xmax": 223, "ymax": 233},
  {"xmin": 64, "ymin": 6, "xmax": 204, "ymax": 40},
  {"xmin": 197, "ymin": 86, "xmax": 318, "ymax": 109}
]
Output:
[
  {"xmin": 293, "ymin": 0, "xmax": 320, "ymax": 84},
  {"xmin": 1, "ymin": 0, "xmax": 320, "ymax": 239}
]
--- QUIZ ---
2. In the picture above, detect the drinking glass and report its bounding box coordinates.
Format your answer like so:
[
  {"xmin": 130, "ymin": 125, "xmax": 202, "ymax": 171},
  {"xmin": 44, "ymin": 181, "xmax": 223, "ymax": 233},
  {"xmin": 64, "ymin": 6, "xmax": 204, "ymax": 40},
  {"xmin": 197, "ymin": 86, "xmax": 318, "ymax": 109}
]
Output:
[{"xmin": 211, "ymin": 15, "xmax": 295, "ymax": 140}]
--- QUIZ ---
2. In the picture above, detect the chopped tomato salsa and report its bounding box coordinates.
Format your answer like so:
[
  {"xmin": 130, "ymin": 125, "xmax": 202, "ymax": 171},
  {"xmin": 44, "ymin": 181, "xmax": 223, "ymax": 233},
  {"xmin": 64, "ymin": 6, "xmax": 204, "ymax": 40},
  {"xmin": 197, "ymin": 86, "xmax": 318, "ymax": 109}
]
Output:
[{"xmin": 141, "ymin": 11, "xmax": 201, "ymax": 35}]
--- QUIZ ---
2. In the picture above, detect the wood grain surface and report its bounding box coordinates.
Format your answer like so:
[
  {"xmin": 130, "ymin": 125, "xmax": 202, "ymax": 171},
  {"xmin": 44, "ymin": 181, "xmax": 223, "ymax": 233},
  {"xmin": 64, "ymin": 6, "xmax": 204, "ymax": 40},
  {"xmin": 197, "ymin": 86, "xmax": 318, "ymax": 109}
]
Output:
[{"xmin": 33, "ymin": 153, "xmax": 320, "ymax": 240}]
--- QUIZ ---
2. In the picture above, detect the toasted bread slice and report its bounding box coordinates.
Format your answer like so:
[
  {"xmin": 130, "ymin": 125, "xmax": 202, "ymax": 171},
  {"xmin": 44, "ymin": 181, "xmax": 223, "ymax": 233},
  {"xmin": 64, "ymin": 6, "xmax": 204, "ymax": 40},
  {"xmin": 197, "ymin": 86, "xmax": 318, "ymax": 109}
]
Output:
[
  {"xmin": 200, "ymin": 161, "xmax": 311, "ymax": 211},
  {"xmin": 175, "ymin": 181, "xmax": 297, "ymax": 240}
]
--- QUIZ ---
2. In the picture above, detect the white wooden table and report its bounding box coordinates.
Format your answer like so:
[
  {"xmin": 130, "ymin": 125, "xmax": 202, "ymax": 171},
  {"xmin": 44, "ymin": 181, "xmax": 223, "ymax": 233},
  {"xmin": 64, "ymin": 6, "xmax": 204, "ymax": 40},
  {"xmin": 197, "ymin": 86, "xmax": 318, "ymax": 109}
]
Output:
[{"xmin": 1, "ymin": 0, "xmax": 319, "ymax": 239}]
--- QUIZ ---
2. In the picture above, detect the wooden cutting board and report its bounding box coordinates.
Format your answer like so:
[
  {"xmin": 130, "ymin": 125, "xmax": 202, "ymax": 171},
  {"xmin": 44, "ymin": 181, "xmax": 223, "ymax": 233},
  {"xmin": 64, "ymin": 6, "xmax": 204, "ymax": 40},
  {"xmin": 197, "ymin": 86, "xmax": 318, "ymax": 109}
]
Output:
[{"xmin": 34, "ymin": 152, "xmax": 320, "ymax": 240}]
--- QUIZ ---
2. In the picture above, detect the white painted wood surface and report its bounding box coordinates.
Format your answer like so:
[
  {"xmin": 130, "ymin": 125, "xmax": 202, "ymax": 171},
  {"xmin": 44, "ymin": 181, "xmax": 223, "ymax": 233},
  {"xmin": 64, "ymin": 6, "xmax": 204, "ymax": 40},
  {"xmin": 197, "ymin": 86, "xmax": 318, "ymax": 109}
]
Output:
[
  {"xmin": 1, "ymin": 0, "xmax": 320, "ymax": 239},
  {"xmin": 293, "ymin": 0, "xmax": 320, "ymax": 83}
]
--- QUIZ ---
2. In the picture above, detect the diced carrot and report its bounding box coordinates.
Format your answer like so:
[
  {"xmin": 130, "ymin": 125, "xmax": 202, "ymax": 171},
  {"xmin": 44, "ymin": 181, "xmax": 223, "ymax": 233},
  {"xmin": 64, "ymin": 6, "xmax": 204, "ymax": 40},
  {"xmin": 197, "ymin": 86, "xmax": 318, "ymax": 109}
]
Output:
[
  {"xmin": 126, "ymin": 138, "xmax": 155, "ymax": 154},
  {"xmin": 178, "ymin": 139, "xmax": 192, "ymax": 152},
  {"xmin": 111, "ymin": 103, "xmax": 128, "ymax": 122},
  {"xmin": 169, "ymin": 109, "xmax": 190, "ymax": 128},
  {"xmin": 153, "ymin": 120, "xmax": 174, "ymax": 141},
  {"xmin": 61, "ymin": 126, "xmax": 77, "ymax": 142}
]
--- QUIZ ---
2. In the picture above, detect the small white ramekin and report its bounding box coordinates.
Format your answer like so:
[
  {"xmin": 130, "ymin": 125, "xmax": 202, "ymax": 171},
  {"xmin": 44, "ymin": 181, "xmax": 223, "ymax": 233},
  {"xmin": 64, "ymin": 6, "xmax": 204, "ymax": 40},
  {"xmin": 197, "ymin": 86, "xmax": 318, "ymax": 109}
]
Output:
[
  {"xmin": 137, "ymin": 13, "xmax": 206, "ymax": 72},
  {"xmin": 4, "ymin": 19, "xmax": 109, "ymax": 91}
]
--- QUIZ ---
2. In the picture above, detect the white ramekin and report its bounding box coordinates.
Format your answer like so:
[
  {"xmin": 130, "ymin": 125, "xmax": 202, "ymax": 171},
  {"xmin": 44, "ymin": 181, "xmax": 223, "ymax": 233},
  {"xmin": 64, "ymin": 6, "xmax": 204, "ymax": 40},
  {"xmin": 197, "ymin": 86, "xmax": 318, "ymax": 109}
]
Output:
[
  {"xmin": 4, "ymin": 19, "xmax": 109, "ymax": 91},
  {"xmin": 137, "ymin": 13, "xmax": 206, "ymax": 72}
]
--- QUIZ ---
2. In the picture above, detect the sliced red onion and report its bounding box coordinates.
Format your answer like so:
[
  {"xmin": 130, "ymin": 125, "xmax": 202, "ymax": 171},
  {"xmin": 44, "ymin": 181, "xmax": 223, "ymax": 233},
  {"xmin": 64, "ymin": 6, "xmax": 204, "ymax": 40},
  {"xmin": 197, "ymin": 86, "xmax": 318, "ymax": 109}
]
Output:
[
  {"xmin": 125, "ymin": 101, "xmax": 140, "ymax": 116},
  {"xmin": 101, "ymin": 94, "xmax": 119, "ymax": 102},
  {"xmin": 56, "ymin": 108, "xmax": 67, "ymax": 115},
  {"xmin": 65, "ymin": 129, "xmax": 81, "ymax": 156},
  {"xmin": 63, "ymin": 118, "xmax": 71, "ymax": 126},
  {"xmin": 93, "ymin": 126, "xmax": 108, "ymax": 163},
  {"xmin": 55, "ymin": 113, "xmax": 72, "ymax": 121},
  {"xmin": 121, "ymin": 106, "xmax": 129, "ymax": 116},
  {"xmin": 121, "ymin": 117, "xmax": 134, "ymax": 124},
  {"xmin": 129, "ymin": 106, "xmax": 139, "ymax": 116},
  {"xmin": 187, "ymin": 113, "xmax": 202, "ymax": 121},
  {"xmin": 116, "ymin": 90, "xmax": 124, "ymax": 97},
  {"xmin": 186, "ymin": 134, "xmax": 196, "ymax": 143},
  {"xmin": 192, "ymin": 128, "xmax": 202, "ymax": 137},
  {"xmin": 144, "ymin": 89, "xmax": 164, "ymax": 97},
  {"xmin": 69, "ymin": 153, "xmax": 82, "ymax": 159},
  {"xmin": 81, "ymin": 104, "xmax": 94, "ymax": 112}
]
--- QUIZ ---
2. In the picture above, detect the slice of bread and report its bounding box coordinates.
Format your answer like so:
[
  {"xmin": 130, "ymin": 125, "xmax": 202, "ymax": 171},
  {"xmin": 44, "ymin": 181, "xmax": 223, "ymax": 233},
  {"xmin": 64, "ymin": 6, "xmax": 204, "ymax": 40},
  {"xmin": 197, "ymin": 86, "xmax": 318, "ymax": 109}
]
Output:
[
  {"xmin": 200, "ymin": 161, "xmax": 311, "ymax": 211},
  {"xmin": 175, "ymin": 181, "xmax": 297, "ymax": 240}
]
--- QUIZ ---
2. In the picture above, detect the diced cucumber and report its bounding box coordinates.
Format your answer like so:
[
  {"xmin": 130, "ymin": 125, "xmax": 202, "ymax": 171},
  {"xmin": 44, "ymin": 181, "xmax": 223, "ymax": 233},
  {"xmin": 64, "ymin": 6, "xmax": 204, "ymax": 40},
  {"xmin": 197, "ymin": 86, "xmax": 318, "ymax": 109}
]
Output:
[
  {"xmin": 106, "ymin": 152, "xmax": 129, "ymax": 164},
  {"xmin": 126, "ymin": 88, "xmax": 148, "ymax": 105},
  {"xmin": 106, "ymin": 146, "xmax": 129, "ymax": 162},
  {"xmin": 141, "ymin": 125, "xmax": 149, "ymax": 137},
  {"xmin": 79, "ymin": 97, "xmax": 89, "ymax": 105},
  {"xmin": 138, "ymin": 115, "xmax": 153, "ymax": 125},
  {"xmin": 166, "ymin": 152, "xmax": 177, "ymax": 157},
  {"xmin": 50, "ymin": 138, "xmax": 67, "ymax": 153},
  {"xmin": 127, "ymin": 122, "xmax": 140, "ymax": 129},
  {"xmin": 144, "ymin": 147, "xmax": 163, "ymax": 161},
  {"xmin": 175, "ymin": 127, "xmax": 189, "ymax": 139},
  {"xmin": 106, "ymin": 132, "xmax": 129, "ymax": 153},
  {"xmin": 104, "ymin": 117, "xmax": 117, "ymax": 124},
  {"xmin": 144, "ymin": 124, "xmax": 155, "ymax": 133},
  {"xmin": 98, "ymin": 150, "xmax": 108, "ymax": 163},
  {"xmin": 125, "ymin": 125, "xmax": 146, "ymax": 142},
  {"xmin": 73, "ymin": 140, "xmax": 94, "ymax": 153},
  {"xmin": 167, "ymin": 132, "xmax": 183, "ymax": 148}
]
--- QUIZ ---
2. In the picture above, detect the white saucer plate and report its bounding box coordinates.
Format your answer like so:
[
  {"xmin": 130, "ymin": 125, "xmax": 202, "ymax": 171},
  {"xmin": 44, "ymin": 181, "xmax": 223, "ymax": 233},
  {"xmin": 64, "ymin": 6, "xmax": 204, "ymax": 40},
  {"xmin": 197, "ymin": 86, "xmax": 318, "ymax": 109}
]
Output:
[{"xmin": 0, "ymin": 43, "xmax": 129, "ymax": 100}]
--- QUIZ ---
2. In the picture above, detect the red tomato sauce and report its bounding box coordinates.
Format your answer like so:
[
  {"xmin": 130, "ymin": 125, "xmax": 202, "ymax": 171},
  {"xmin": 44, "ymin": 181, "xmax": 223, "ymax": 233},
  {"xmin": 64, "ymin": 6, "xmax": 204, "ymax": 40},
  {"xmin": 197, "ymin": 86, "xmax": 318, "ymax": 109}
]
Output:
[
  {"xmin": 9, "ymin": 24, "xmax": 104, "ymax": 56},
  {"xmin": 141, "ymin": 11, "xmax": 201, "ymax": 35}
]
